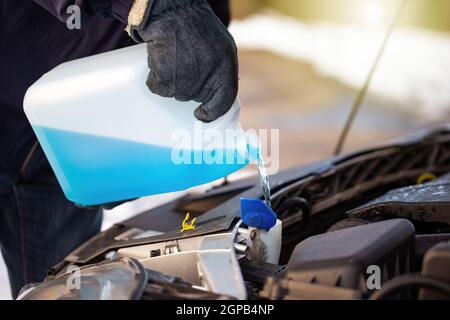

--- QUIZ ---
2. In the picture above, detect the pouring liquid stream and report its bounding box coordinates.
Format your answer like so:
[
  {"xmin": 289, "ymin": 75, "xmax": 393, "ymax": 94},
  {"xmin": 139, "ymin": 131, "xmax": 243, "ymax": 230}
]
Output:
[{"xmin": 255, "ymin": 149, "xmax": 271, "ymax": 208}]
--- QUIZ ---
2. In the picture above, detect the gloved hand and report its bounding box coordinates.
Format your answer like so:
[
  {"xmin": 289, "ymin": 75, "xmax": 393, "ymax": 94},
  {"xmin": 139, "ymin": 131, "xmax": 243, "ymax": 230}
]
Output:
[{"xmin": 127, "ymin": 0, "xmax": 239, "ymax": 122}]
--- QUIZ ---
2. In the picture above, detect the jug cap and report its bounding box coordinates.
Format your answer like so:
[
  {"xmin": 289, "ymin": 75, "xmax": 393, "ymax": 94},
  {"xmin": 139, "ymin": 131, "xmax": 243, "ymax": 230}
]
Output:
[{"xmin": 240, "ymin": 198, "xmax": 277, "ymax": 231}]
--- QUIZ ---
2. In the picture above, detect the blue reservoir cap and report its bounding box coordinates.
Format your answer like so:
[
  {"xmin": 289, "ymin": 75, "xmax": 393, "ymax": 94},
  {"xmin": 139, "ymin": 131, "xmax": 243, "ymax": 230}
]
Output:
[{"xmin": 240, "ymin": 198, "xmax": 277, "ymax": 231}]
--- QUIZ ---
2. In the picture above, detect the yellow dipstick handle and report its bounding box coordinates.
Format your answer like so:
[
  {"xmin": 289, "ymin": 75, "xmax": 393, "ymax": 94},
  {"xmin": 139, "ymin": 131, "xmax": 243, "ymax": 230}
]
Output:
[
  {"xmin": 417, "ymin": 172, "xmax": 437, "ymax": 185},
  {"xmin": 180, "ymin": 213, "xmax": 197, "ymax": 233}
]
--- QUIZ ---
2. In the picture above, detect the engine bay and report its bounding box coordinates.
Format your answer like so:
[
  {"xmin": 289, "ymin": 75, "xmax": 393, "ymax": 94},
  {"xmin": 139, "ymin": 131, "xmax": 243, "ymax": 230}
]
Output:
[{"xmin": 18, "ymin": 127, "xmax": 450, "ymax": 300}]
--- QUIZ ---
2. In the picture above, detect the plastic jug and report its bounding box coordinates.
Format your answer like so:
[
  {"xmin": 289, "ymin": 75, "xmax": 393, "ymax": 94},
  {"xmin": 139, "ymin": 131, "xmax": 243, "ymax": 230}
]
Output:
[{"xmin": 24, "ymin": 44, "xmax": 258, "ymax": 206}]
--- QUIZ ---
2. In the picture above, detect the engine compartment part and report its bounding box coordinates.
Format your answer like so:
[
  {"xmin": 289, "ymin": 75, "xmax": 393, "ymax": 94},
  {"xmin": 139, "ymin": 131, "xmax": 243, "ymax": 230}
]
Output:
[
  {"xmin": 239, "ymin": 258, "xmax": 285, "ymax": 288},
  {"xmin": 141, "ymin": 268, "xmax": 231, "ymax": 300},
  {"xmin": 261, "ymin": 277, "xmax": 363, "ymax": 300},
  {"xmin": 326, "ymin": 218, "xmax": 370, "ymax": 232},
  {"xmin": 115, "ymin": 219, "xmax": 282, "ymax": 299},
  {"xmin": 415, "ymin": 234, "xmax": 450, "ymax": 262},
  {"xmin": 271, "ymin": 128, "xmax": 450, "ymax": 264},
  {"xmin": 370, "ymin": 273, "xmax": 450, "ymax": 300},
  {"xmin": 265, "ymin": 219, "xmax": 415, "ymax": 299},
  {"xmin": 348, "ymin": 173, "xmax": 450, "ymax": 226},
  {"xmin": 18, "ymin": 257, "xmax": 147, "ymax": 300},
  {"xmin": 420, "ymin": 241, "xmax": 450, "ymax": 299},
  {"xmin": 119, "ymin": 222, "xmax": 248, "ymax": 299}
]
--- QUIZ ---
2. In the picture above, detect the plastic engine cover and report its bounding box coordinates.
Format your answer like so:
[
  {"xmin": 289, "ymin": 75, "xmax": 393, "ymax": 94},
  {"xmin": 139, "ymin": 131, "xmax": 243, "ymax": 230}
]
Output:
[{"xmin": 285, "ymin": 219, "xmax": 415, "ymax": 292}]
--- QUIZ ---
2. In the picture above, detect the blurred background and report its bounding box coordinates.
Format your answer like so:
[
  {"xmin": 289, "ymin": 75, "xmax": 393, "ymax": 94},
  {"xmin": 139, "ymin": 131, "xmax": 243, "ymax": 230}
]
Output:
[
  {"xmin": 231, "ymin": 0, "xmax": 450, "ymax": 168},
  {"xmin": 1, "ymin": 0, "xmax": 449, "ymax": 299}
]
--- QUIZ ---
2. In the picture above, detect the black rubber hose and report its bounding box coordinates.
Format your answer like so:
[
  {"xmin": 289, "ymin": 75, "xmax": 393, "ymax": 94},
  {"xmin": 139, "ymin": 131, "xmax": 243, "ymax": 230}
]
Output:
[
  {"xmin": 277, "ymin": 197, "xmax": 311, "ymax": 222},
  {"xmin": 369, "ymin": 273, "xmax": 450, "ymax": 300}
]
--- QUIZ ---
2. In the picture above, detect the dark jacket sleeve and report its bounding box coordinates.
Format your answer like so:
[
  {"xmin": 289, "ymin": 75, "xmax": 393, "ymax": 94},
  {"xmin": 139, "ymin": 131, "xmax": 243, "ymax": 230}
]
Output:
[{"xmin": 33, "ymin": 0, "xmax": 133, "ymax": 24}]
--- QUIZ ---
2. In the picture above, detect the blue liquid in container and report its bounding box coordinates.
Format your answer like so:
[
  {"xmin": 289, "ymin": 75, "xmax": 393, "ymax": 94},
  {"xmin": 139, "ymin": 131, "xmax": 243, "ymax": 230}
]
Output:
[{"xmin": 33, "ymin": 126, "xmax": 254, "ymax": 206}]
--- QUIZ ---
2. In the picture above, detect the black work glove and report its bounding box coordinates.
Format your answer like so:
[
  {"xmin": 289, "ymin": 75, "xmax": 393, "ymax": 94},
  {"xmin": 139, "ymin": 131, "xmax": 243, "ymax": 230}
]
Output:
[{"xmin": 127, "ymin": 0, "xmax": 239, "ymax": 122}]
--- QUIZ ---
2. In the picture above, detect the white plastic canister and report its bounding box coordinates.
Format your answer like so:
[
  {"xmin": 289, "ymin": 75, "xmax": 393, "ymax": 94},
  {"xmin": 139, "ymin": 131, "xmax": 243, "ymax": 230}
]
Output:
[{"xmin": 24, "ymin": 44, "xmax": 257, "ymax": 206}]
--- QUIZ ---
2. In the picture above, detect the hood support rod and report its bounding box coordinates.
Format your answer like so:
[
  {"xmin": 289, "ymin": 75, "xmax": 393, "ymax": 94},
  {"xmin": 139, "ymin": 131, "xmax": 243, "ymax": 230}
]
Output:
[{"xmin": 334, "ymin": 0, "xmax": 408, "ymax": 156}]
